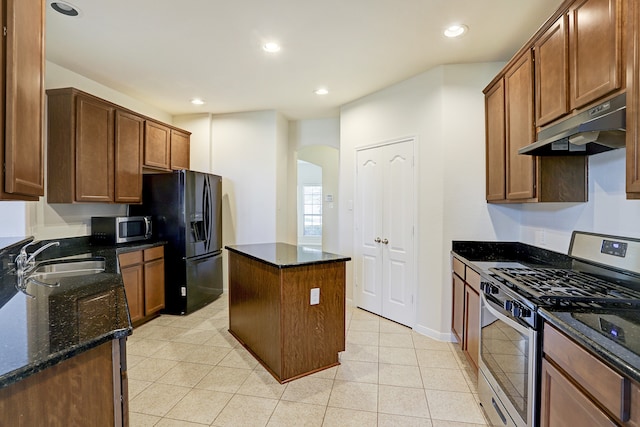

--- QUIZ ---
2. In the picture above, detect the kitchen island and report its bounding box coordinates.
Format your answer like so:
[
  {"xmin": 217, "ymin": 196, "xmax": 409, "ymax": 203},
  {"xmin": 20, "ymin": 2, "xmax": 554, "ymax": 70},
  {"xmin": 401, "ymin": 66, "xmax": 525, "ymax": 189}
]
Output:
[{"xmin": 226, "ymin": 243, "xmax": 350, "ymax": 383}]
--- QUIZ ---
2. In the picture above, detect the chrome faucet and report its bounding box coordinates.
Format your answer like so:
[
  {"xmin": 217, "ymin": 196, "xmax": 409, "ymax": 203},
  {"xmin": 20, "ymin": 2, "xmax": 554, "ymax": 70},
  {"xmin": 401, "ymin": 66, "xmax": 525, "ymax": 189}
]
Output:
[{"xmin": 15, "ymin": 240, "xmax": 60, "ymax": 278}]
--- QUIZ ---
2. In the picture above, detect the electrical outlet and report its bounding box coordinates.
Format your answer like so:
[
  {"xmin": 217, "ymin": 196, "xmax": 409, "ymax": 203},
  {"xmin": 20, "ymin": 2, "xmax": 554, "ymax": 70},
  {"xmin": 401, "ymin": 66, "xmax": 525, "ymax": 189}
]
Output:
[{"xmin": 310, "ymin": 288, "xmax": 320, "ymax": 305}]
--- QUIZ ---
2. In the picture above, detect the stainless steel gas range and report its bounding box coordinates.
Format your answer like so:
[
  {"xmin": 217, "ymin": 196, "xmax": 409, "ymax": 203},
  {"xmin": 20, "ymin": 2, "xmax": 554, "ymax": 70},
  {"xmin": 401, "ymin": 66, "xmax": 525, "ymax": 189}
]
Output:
[{"xmin": 474, "ymin": 231, "xmax": 640, "ymax": 427}]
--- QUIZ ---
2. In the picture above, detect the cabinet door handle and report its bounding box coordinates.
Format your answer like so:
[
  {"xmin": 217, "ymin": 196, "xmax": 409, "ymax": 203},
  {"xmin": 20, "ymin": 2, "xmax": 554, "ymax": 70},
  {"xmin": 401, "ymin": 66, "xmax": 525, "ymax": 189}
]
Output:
[
  {"xmin": 382, "ymin": 238, "xmax": 389, "ymax": 245},
  {"xmin": 374, "ymin": 237, "xmax": 381, "ymax": 243}
]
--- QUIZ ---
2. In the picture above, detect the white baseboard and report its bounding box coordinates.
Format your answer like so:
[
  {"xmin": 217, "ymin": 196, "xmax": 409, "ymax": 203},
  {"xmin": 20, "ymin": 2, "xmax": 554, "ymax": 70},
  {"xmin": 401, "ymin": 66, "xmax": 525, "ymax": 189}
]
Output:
[{"xmin": 412, "ymin": 323, "xmax": 456, "ymax": 342}]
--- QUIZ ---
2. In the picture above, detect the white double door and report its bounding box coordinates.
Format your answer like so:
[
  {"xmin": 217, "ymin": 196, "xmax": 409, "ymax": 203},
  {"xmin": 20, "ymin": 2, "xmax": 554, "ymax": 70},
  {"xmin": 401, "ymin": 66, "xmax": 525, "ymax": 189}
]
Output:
[{"xmin": 355, "ymin": 139, "xmax": 415, "ymax": 327}]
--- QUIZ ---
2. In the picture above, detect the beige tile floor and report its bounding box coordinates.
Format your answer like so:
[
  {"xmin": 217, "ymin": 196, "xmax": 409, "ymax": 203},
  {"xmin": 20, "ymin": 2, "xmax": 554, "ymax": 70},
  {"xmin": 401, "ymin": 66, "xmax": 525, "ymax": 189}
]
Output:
[{"xmin": 127, "ymin": 295, "xmax": 489, "ymax": 427}]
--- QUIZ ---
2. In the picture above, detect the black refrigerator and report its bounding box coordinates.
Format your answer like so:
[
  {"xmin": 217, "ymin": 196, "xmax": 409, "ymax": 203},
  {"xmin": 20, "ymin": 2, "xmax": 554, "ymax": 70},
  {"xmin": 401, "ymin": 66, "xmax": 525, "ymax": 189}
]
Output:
[{"xmin": 130, "ymin": 170, "xmax": 223, "ymax": 314}]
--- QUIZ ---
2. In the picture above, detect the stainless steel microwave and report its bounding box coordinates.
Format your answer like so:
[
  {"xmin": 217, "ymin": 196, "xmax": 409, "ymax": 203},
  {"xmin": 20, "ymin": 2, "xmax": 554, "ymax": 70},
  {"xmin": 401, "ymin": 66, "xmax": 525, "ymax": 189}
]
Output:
[{"xmin": 91, "ymin": 216, "xmax": 152, "ymax": 244}]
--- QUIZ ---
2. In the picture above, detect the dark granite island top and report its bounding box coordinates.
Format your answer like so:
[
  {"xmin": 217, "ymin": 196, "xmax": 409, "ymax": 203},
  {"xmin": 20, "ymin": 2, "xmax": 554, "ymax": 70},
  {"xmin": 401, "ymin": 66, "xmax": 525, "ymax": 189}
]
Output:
[{"xmin": 225, "ymin": 242, "xmax": 351, "ymax": 268}]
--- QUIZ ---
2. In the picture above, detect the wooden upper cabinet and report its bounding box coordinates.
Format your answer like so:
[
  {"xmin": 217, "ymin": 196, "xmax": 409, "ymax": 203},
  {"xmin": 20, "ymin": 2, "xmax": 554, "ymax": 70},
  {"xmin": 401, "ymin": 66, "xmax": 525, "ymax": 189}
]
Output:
[
  {"xmin": 48, "ymin": 87, "xmax": 190, "ymax": 203},
  {"xmin": 485, "ymin": 79, "xmax": 506, "ymax": 201},
  {"xmin": 115, "ymin": 111, "xmax": 143, "ymax": 203},
  {"xmin": 535, "ymin": 15, "xmax": 569, "ymax": 126},
  {"xmin": 144, "ymin": 121, "xmax": 171, "ymax": 171},
  {"xmin": 170, "ymin": 129, "xmax": 190, "ymax": 170},
  {"xmin": 2, "ymin": 0, "xmax": 44, "ymax": 200},
  {"xmin": 569, "ymin": 0, "xmax": 622, "ymax": 110},
  {"xmin": 505, "ymin": 51, "xmax": 536, "ymax": 200},
  {"xmin": 74, "ymin": 95, "xmax": 114, "ymax": 202},
  {"xmin": 628, "ymin": 0, "xmax": 640, "ymax": 197}
]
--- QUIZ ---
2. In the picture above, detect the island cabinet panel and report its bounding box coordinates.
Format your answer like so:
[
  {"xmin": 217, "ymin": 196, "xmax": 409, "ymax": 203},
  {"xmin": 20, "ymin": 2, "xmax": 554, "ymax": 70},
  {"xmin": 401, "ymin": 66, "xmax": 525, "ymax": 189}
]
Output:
[
  {"xmin": 0, "ymin": 340, "xmax": 126, "ymax": 426},
  {"xmin": 280, "ymin": 262, "xmax": 346, "ymax": 380},
  {"xmin": 228, "ymin": 254, "xmax": 282, "ymax": 376},
  {"xmin": 228, "ymin": 249, "xmax": 347, "ymax": 383}
]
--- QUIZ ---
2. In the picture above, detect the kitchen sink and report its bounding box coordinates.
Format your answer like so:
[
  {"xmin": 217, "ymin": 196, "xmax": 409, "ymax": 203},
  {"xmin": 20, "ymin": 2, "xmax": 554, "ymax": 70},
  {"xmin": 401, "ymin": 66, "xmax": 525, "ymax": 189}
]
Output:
[{"xmin": 28, "ymin": 258, "xmax": 106, "ymax": 280}]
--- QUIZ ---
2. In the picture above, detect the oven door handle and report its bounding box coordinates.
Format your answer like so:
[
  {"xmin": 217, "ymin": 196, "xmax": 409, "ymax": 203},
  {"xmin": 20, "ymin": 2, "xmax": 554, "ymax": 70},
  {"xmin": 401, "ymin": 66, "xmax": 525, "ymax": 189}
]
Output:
[{"xmin": 481, "ymin": 292, "xmax": 531, "ymax": 336}]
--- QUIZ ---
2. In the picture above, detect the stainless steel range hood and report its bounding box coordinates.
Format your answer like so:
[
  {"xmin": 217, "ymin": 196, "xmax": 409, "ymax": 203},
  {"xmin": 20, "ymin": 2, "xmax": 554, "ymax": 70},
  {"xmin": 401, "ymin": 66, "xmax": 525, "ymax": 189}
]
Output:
[{"xmin": 518, "ymin": 92, "xmax": 626, "ymax": 156}]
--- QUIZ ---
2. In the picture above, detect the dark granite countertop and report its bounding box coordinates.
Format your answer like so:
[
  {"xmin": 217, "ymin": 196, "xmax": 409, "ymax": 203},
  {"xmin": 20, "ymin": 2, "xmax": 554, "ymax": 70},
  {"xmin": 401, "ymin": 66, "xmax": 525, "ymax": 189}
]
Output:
[
  {"xmin": 225, "ymin": 242, "xmax": 351, "ymax": 268},
  {"xmin": 0, "ymin": 236, "xmax": 165, "ymax": 389},
  {"xmin": 451, "ymin": 240, "xmax": 573, "ymax": 273},
  {"xmin": 452, "ymin": 240, "xmax": 640, "ymax": 383}
]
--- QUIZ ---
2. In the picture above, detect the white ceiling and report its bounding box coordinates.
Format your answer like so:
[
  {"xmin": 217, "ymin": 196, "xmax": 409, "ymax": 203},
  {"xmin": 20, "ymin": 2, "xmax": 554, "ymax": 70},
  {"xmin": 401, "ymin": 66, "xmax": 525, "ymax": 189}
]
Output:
[{"xmin": 45, "ymin": 0, "xmax": 564, "ymax": 120}]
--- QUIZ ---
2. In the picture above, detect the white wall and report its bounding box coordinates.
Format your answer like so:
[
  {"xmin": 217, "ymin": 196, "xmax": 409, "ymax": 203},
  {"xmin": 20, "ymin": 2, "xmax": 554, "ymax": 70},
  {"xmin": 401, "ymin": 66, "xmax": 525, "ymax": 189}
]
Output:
[
  {"xmin": 289, "ymin": 118, "xmax": 341, "ymax": 253},
  {"xmin": 340, "ymin": 62, "xmax": 519, "ymax": 339},
  {"xmin": 0, "ymin": 203, "xmax": 27, "ymax": 237},
  {"xmin": 519, "ymin": 149, "xmax": 640, "ymax": 252},
  {"xmin": 275, "ymin": 113, "xmax": 291, "ymax": 243},
  {"xmin": 211, "ymin": 110, "xmax": 281, "ymax": 246},
  {"xmin": 173, "ymin": 113, "xmax": 213, "ymax": 173},
  {"xmin": 292, "ymin": 118, "xmax": 341, "ymax": 150}
]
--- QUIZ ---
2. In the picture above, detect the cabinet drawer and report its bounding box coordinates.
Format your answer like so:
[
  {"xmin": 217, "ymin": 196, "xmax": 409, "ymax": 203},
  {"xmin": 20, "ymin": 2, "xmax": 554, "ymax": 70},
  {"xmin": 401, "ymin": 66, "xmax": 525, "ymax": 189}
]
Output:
[
  {"xmin": 543, "ymin": 323, "xmax": 630, "ymax": 422},
  {"xmin": 465, "ymin": 267, "xmax": 481, "ymax": 293},
  {"xmin": 453, "ymin": 258, "xmax": 465, "ymax": 279},
  {"xmin": 118, "ymin": 250, "xmax": 143, "ymax": 267},
  {"xmin": 144, "ymin": 246, "xmax": 164, "ymax": 262}
]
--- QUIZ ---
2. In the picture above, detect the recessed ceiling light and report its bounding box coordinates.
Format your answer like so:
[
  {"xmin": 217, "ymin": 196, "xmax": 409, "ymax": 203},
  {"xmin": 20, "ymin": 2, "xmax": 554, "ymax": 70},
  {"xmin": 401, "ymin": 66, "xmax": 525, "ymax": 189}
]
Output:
[
  {"xmin": 444, "ymin": 24, "xmax": 468, "ymax": 38},
  {"xmin": 263, "ymin": 42, "xmax": 281, "ymax": 53},
  {"xmin": 314, "ymin": 88, "xmax": 329, "ymax": 95},
  {"xmin": 190, "ymin": 98, "xmax": 205, "ymax": 105},
  {"xmin": 50, "ymin": 1, "xmax": 80, "ymax": 17}
]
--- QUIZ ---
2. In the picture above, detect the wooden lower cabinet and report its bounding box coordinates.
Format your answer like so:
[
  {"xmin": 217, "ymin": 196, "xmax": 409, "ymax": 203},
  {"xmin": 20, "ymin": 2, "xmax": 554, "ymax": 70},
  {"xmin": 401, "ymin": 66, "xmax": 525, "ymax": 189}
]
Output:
[
  {"xmin": 540, "ymin": 358, "xmax": 616, "ymax": 426},
  {"xmin": 119, "ymin": 246, "xmax": 165, "ymax": 326},
  {"xmin": 464, "ymin": 285, "xmax": 480, "ymax": 370},
  {"xmin": 451, "ymin": 273, "xmax": 465, "ymax": 343},
  {"xmin": 0, "ymin": 339, "xmax": 128, "ymax": 426},
  {"xmin": 542, "ymin": 323, "xmax": 640, "ymax": 426},
  {"xmin": 451, "ymin": 257, "xmax": 480, "ymax": 372}
]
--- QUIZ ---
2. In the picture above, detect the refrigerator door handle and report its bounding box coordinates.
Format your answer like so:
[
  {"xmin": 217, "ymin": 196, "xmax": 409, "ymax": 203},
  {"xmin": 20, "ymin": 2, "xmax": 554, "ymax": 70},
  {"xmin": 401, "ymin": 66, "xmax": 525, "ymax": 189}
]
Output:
[{"xmin": 203, "ymin": 176, "xmax": 212, "ymax": 253}]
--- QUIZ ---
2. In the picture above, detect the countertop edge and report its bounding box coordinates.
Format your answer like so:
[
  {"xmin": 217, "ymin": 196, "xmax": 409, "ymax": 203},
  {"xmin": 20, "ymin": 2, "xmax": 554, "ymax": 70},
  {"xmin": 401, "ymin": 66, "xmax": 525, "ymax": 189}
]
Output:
[
  {"xmin": 0, "ymin": 327, "xmax": 132, "ymax": 390},
  {"xmin": 226, "ymin": 244, "xmax": 351, "ymax": 269}
]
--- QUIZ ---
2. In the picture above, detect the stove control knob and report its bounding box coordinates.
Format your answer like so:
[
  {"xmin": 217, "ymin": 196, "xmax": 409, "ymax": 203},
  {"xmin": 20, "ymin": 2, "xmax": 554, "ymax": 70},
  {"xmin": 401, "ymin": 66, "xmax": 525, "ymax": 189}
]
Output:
[
  {"xmin": 511, "ymin": 303, "xmax": 531, "ymax": 319},
  {"xmin": 511, "ymin": 304, "xmax": 523, "ymax": 318},
  {"xmin": 481, "ymin": 282, "xmax": 499, "ymax": 295}
]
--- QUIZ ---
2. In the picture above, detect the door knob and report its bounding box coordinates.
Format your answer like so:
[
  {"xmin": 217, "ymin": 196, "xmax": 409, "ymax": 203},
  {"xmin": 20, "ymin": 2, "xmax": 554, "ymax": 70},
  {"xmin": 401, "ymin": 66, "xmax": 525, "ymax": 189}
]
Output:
[
  {"xmin": 382, "ymin": 238, "xmax": 389, "ymax": 245},
  {"xmin": 374, "ymin": 237, "xmax": 382, "ymax": 243}
]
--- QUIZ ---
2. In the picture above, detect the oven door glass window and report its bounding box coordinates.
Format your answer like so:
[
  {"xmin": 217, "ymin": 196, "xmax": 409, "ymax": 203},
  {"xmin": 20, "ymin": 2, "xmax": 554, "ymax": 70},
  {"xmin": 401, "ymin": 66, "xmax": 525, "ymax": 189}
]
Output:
[{"xmin": 481, "ymin": 296, "xmax": 534, "ymax": 424}]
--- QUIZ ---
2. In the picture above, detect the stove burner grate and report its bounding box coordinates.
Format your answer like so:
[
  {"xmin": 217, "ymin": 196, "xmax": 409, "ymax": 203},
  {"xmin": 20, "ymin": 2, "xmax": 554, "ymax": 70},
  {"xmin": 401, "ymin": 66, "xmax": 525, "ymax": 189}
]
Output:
[{"xmin": 489, "ymin": 267, "xmax": 640, "ymax": 305}]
